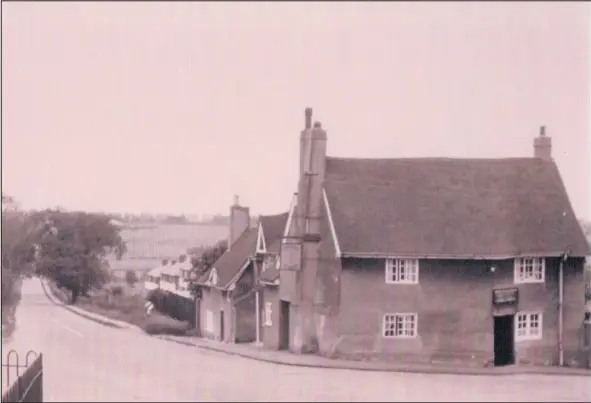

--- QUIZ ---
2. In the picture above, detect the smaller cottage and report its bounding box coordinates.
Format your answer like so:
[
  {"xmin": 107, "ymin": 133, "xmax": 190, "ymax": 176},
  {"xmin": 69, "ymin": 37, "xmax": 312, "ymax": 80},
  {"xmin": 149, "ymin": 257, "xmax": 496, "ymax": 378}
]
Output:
[{"xmin": 194, "ymin": 196, "xmax": 259, "ymax": 342}]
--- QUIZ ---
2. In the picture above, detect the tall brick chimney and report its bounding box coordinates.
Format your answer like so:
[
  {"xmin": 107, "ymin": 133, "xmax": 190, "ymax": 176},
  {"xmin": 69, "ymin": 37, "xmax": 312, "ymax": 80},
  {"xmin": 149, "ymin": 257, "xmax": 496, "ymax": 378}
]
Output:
[
  {"xmin": 228, "ymin": 195, "xmax": 250, "ymax": 250},
  {"xmin": 293, "ymin": 107, "xmax": 327, "ymax": 353},
  {"xmin": 297, "ymin": 108, "xmax": 327, "ymax": 236},
  {"xmin": 534, "ymin": 126, "xmax": 552, "ymax": 161}
]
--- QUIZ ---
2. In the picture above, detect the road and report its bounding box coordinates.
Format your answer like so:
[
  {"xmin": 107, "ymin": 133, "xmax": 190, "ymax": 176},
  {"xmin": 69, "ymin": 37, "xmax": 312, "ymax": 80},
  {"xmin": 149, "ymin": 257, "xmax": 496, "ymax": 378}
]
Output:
[{"xmin": 2, "ymin": 278, "xmax": 590, "ymax": 402}]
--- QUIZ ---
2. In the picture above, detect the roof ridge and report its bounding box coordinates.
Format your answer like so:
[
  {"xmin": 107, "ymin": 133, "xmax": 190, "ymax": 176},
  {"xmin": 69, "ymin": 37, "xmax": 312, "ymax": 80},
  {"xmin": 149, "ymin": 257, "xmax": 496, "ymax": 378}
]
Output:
[{"xmin": 326, "ymin": 156, "xmax": 546, "ymax": 162}]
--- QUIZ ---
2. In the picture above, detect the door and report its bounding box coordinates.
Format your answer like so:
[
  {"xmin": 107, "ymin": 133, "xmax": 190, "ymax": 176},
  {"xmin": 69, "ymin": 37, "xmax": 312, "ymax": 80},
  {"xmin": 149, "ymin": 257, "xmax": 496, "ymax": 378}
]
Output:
[
  {"xmin": 494, "ymin": 315, "xmax": 515, "ymax": 366},
  {"xmin": 279, "ymin": 300, "xmax": 290, "ymax": 350},
  {"xmin": 220, "ymin": 310, "xmax": 225, "ymax": 342}
]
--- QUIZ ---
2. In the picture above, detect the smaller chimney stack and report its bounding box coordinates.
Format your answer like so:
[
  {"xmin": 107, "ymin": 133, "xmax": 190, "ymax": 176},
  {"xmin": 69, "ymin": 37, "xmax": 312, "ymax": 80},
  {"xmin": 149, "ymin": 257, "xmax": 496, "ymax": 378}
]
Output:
[
  {"xmin": 533, "ymin": 125, "xmax": 552, "ymax": 161},
  {"xmin": 228, "ymin": 195, "xmax": 250, "ymax": 250},
  {"xmin": 305, "ymin": 108, "xmax": 313, "ymax": 130}
]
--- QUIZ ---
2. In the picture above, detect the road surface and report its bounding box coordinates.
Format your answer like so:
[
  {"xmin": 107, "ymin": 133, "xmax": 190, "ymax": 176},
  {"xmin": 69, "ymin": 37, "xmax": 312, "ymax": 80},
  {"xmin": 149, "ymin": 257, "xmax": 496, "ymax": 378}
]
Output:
[{"xmin": 2, "ymin": 279, "xmax": 590, "ymax": 402}]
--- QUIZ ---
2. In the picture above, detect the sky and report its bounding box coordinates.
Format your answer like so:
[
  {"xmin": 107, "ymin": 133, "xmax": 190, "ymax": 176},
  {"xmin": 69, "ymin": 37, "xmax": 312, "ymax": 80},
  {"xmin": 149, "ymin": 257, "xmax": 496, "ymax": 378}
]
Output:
[{"xmin": 2, "ymin": 2, "xmax": 590, "ymax": 218}]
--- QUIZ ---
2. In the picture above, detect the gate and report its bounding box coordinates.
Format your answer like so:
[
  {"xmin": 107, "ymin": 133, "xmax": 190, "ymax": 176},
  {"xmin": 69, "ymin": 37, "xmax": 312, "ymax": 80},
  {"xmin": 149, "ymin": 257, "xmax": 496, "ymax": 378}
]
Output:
[{"xmin": 1, "ymin": 350, "xmax": 43, "ymax": 402}]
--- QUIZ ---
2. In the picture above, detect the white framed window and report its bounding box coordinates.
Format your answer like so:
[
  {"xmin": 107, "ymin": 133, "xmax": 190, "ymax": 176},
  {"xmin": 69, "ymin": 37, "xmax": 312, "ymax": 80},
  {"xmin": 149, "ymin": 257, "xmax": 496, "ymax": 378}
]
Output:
[
  {"xmin": 514, "ymin": 257, "xmax": 545, "ymax": 284},
  {"xmin": 515, "ymin": 312, "xmax": 542, "ymax": 341},
  {"xmin": 205, "ymin": 310, "xmax": 214, "ymax": 333},
  {"xmin": 385, "ymin": 259, "xmax": 419, "ymax": 284},
  {"xmin": 263, "ymin": 302, "xmax": 273, "ymax": 327},
  {"xmin": 383, "ymin": 313, "xmax": 417, "ymax": 338}
]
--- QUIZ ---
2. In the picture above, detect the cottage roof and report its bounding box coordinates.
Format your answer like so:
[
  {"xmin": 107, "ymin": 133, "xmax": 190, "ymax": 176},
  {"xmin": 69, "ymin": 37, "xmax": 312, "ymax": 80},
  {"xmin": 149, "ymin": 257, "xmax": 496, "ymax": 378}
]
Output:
[
  {"xmin": 324, "ymin": 157, "xmax": 590, "ymax": 258},
  {"xmin": 198, "ymin": 227, "xmax": 258, "ymax": 289},
  {"xmin": 259, "ymin": 212, "xmax": 289, "ymax": 253}
]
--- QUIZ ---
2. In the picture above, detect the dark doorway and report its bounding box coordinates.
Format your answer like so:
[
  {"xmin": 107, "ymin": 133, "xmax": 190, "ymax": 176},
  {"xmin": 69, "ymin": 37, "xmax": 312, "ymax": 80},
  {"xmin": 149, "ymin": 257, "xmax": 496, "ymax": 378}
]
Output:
[
  {"xmin": 220, "ymin": 310, "xmax": 225, "ymax": 342},
  {"xmin": 279, "ymin": 300, "xmax": 290, "ymax": 350},
  {"xmin": 494, "ymin": 315, "xmax": 515, "ymax": 366}
]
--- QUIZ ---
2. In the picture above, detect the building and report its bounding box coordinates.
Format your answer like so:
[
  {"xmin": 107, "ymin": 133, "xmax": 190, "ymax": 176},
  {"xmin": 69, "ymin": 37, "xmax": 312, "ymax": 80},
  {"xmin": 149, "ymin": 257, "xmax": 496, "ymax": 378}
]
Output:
[
  {"xmin": 144, "ymin": 257, "xmax": 195, "ymax": 325},
  {"xmin": 194, "ymin": 197, "xmax": 259, "ymax": 343},
  {"xmin": 274, "ymin": 108, "xmax": 590, "ymax": 368},
  {"xmin": 256, "ymin": 210, "xmax": 291, "ymax": 349},
  {"xmin": 144, "ymin": 264, "xmax": 163, "ymax": 293}
]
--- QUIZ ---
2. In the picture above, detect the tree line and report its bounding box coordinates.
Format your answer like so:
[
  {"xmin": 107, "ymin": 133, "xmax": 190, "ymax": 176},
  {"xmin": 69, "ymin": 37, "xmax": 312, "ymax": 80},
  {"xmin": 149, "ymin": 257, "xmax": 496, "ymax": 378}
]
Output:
[
  {"xmin": 2, "ymin": 194, "xmax": 127, "ymax": 336},
  {"xmin": 1, "ymin": 194, "xmax": 233, "ymax": 338}
]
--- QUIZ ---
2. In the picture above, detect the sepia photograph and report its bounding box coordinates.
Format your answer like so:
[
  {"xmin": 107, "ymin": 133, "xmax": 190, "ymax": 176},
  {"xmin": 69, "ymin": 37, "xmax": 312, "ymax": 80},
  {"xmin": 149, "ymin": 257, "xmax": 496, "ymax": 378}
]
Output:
[{"xmin": 2, "ymin": 2, "xmax": 590, "ymax": 402}]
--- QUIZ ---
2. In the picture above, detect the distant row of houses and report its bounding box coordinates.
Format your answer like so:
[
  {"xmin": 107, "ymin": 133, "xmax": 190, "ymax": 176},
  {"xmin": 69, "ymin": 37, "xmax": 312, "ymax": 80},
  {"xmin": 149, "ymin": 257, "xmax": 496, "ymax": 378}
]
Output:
[
  {"xmin": 144, "ymin": 258, "xmax": 192, "ymax": 299},
  {"xmin": 146, "ymin": 108, "xmax": 591, "ymax": 368},
  {"xmin": 143, "ymin": 256, "xmax": 194, "ymax": 323}
]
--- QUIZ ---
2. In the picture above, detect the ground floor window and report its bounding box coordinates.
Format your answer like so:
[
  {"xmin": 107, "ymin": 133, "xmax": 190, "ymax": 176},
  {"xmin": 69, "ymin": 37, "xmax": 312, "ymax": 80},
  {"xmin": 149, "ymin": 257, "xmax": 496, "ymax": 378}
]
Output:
[
  {"xmin": 515, "ymin": 311, "xmax": 542, "ymax": 341},
  {"xmin": 383, "ymin": 313, "xmax": 417, "ymax": 338}
]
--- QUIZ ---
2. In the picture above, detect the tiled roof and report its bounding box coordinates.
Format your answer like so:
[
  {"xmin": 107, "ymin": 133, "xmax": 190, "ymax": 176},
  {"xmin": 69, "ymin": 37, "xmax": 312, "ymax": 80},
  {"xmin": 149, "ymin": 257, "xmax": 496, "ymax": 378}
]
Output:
[
  {"xmin": 198, "ymin": 227, "xmax": 258, "ymax": 289},
  {"xmin": 324, "ymin": 157, "xmax": 590, "ymax": 258}
]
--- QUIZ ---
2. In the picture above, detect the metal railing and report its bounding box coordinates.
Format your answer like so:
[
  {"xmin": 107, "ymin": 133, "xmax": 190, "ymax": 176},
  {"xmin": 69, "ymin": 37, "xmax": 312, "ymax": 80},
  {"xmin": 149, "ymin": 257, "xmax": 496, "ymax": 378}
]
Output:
[{"xmin": 1, "ymin": 350, "xmax": 43, "ymax": 403}]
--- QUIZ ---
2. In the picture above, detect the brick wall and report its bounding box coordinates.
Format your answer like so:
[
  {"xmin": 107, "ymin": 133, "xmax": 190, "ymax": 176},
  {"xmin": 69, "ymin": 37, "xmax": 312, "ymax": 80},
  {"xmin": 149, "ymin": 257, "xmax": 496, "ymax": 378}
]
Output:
[
  {"xmin": 233, "ymin": 264, "xmax": 256, "ymax": 343},
  {"xmin": 235, "ymin": 292, "xmax": 256, "ymax": 343},
  {"xmin": 199, "ymin": 288, "xmax": 232, "ymax": 342},
  {"xmin": 335, "ymin": 256, "xmax": 587, "ymax": 367}
]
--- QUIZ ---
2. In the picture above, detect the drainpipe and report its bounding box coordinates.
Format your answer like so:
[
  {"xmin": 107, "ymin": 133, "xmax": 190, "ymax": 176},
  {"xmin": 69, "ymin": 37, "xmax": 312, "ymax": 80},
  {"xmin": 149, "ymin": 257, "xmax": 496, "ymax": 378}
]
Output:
[
  {"xmin": 252, "ymin": 256, "xmax": 262, "ymax": 346},
  {"xmin": 255, "ymin": 288, "xmax": 261, "ymax": 346},
  {"xmin": 558, "ymin": 251, "xmax": 569, "ymax": 366}
]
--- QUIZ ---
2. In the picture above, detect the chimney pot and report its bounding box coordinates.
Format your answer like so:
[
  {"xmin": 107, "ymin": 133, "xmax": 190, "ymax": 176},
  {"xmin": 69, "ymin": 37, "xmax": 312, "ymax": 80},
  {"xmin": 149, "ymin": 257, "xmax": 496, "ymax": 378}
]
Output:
[
  {"xmin": 313, "ymin": 121, "xmax": 322, "ymax": 129},
  {"xmin": 540, "ymin": 126, "xmax": 546, "ymax": 137},
  {"xmin": 305, "ymin": 108, "xmax": 313, "ymax": 130},
  {"xmin": 233, "ymin": 195, "xmax": 239, "ymax": 206}
]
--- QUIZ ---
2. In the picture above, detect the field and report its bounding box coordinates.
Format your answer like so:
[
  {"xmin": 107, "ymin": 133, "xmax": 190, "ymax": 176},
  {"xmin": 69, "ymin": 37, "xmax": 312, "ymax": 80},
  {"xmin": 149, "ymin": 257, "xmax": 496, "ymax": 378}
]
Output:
[{"xmin": 107, "ymin": 223, "xmax": 227, "ymax": 279}]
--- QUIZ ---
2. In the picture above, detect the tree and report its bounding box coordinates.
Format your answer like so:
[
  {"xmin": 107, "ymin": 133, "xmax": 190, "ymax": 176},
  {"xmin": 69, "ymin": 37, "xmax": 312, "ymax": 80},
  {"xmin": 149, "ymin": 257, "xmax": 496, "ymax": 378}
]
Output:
[
  {"xmin": 34, "ymin": 209, "xmax": 127, "ymax": 304},
  {"xmin": 190, "ymin": 239, "xmax": 227, "ymax": 272},
  {"xmin": 125, "ymin": 270, "xmax": 139, "ymax": 287},
  {"xmin": 189, "ymin": 239, "xmax": 227, "ymax": 296},
  {"xmin": 1, "ymin": 194, "xmax": 38, "ymax": 338}
]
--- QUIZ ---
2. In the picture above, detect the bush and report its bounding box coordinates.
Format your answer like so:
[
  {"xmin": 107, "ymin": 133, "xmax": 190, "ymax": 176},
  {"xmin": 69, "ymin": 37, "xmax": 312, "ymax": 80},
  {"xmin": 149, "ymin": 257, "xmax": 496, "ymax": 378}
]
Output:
[
  {"xmin": 1, "ymin": 270, "xmax": 22, "ymax": 339},
  {"xmin": 141, "ymin": 313, "xmax": 190, "ymax": 336}
]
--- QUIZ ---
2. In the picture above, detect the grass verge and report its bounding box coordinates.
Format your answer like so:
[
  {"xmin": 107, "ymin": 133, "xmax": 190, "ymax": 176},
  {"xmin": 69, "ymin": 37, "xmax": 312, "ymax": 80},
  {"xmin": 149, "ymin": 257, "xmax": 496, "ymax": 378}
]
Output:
[{"xmin": 47, "ymin": 281, "xmax": 192, "ymax": 336}]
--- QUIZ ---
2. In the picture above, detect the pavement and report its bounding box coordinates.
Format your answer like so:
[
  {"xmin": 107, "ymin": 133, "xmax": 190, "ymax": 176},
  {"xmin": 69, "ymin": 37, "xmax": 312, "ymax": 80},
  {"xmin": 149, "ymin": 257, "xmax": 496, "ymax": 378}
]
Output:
[{"xmin": 2, "ymin": 278, "xmax": 590, "ymax": 402}]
